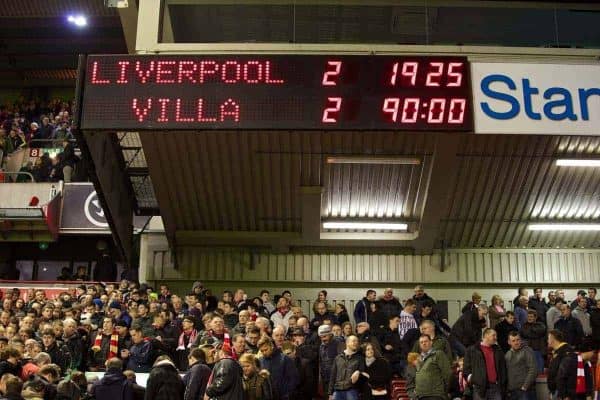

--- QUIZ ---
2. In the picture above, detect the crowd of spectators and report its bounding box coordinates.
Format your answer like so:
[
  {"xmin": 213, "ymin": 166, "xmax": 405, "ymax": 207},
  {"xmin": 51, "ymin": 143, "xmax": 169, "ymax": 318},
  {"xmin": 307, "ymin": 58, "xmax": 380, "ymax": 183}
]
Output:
[
  {"xmin": 0, "ymin": 281, "xmax": 598, "ymax": 400},
  {"xmin": 0, "ymin": 99, "xmax": 80, "ymax": 182}
]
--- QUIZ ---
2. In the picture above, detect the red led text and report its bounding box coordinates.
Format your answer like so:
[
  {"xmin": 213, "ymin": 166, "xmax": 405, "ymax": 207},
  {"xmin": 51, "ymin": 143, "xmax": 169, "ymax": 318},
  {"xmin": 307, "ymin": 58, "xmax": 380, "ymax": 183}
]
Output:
[
  {"xmin": 132, "ymin": 97, "xmax": 240, "ymax": 123},
  {"xmin": 91, "ymin": 60, "xmax": 285, "ymax": 85},
  {"xmin": 388, "ymin": 61, "xmax": 464, "ymax": 87}
]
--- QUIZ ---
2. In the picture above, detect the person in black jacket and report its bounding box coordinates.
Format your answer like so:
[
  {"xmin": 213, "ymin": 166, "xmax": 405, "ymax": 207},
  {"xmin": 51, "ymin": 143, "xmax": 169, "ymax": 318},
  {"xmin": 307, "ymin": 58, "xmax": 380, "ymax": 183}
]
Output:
[
  {"xmin": 363, "ymin": 342, "xmax": 392, "ymax": 400},
  {"xmin": 546, "ymin": 329, "xmax": 592, "ymax": 400},
  {"xmin": 282, "ymin": 341, "xmax": 313, "ymax": 400},
  {"xmin": 329, "ymin": 335, "xmax": 365, "ymax": 399},
  {"xmin": 377, "ymin": 289, "xmax": 402, "ymax": 320},
  {"xmin": 205, "ymin": 343, "xmax": 245, "ymax": 400},
  {"xmin": 528, "ymin": 288, "xmax": 549, "ymax": 324},
  {"xmin": 183, "ymin": 348, "xmax": 211, "ymax": 400},
  {"xmin": 40, "ymin": 329, "xmax": 71, "ymax": 375},
  {"xmin": 60, "ymin": 139, "xmax": 78, "ymax": 183},
  {"xmin": 451, "ymin": 305, "xmax": 488, "ymax": 349},
  {"xmin": 0, "ymin": 373, "xmax": 23, "ymax": 400},
  {"xmin": 334, "ymin": 304, "xmax": 350, "ymax": 326},
  {"xmin": 90, "ymin": 358, "xmax": 133, "ymax": 400},
  {"xmin": 145, "ymin": 356, "xmax": 185, "ymax": 400},
  {"xmin": 590, "ymin": 299, "xmax": 600, "ymax": 349},
  {"xmin": 519, "ymin": 310, "xmax": 547, "ymax": 373},
  {"xmin": 311, "ymin": 302, "xmax": 337, "ymax": 332},
  {"xmin": 93, "ymin": 252, "xmax": 117, "ymax": 283},
  {"xmin": 554, "ymin": 303, "xmax": 584, "ymax": 350},
  {"xmin": 380, "ymin": 315, "xmax": 404, "ymax": 377},
  {"xmin": 494, "ymin": 311, "xmax": 518, "ymax": 353},
  {"xmin": 152, "ymin": 315, "xmax": 179, "ymax": 358},
  {"xmin": 258, "ymin": 337, "xmax": 298, "ymax": 400},
  {"xmin": 463, "ymin": 328, "xmax": 507, "ymax": 400},
  {"xmin": 0, "ymin": 347, "xmax": 22, "ymax": 379}
]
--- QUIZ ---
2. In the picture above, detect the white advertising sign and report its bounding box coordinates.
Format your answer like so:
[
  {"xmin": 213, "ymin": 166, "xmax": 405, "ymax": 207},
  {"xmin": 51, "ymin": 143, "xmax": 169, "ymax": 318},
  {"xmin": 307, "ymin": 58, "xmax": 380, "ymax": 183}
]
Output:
[{"xmin": 471, "ymin": 62, "xmax": 600, "ymax": 135}]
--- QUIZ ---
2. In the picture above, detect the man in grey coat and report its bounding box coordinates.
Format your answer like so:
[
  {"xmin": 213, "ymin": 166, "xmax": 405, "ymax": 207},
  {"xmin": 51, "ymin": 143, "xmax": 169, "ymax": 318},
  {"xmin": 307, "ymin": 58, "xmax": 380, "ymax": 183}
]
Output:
[{"xmin": 505, "ymin": 331, "xmax": 537, "ymax": 400}]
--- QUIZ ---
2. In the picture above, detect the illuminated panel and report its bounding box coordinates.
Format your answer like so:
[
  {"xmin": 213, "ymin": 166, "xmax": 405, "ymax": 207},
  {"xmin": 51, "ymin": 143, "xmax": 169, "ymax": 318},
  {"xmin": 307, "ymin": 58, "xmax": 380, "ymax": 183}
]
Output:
[{"xmin": 81, "ymin": 55, "xmax": 473, "ymax": 131}]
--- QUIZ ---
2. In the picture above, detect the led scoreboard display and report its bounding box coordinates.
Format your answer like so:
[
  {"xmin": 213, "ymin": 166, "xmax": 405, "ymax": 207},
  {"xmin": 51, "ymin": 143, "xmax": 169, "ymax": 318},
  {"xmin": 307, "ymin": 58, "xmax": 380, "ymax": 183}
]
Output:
[{"xmin": 81, "ymin": 55, "xmax": 473, "ymax": 131}]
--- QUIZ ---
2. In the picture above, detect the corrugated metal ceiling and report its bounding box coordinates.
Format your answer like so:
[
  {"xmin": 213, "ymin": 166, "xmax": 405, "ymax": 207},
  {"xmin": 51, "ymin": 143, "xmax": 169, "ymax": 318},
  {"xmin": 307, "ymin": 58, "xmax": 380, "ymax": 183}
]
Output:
[
  {"xmin": 441, "ymin": 135, "xmax": 600, "ymax": 248},
  {"xmin": 141, "ymin": 131, "xmax": 435, "ymax": 233},
  {"xmin": 141, "ymin": 131, "xmax": 600, "ymax": 249}
]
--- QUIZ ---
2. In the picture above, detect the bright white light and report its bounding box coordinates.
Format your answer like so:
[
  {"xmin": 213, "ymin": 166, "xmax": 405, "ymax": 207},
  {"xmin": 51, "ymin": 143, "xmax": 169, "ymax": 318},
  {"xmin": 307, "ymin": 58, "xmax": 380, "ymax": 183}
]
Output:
[
  {"xmin": 326, "ymin": 156, "xmax": 420, "ymax": 165},
  {"xmin": 322, "ymin": 221, "xmax": 408, "ymax": 231},
  {"xmin": 67, "ymin": 15, "xmax": 88, "ymax": 27},
  {"xmin": 555, "ymin": 159, "xmax": 600, "ymax": 167},
  {"xmin": 528, "ymin": 223, "xmax": 600, "ymax": 231}
]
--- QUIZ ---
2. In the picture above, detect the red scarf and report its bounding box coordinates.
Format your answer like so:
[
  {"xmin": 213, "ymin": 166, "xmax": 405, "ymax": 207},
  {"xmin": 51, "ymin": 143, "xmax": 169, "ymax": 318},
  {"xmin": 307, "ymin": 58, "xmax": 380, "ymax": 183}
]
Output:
[
  {"xmin": 576, "ymin": 353, "xmax": 586, "ymax": 394},
  {"xmin": 177, "ymin": 329, "xmax": 197, "ymax": 350},
  {"xmin": 277, "ymin": 307, "xmax": 289, "ymax": 315},
  {"xmin": 92, "ymin": 330, "xmax": 119, "ymax": 359}
]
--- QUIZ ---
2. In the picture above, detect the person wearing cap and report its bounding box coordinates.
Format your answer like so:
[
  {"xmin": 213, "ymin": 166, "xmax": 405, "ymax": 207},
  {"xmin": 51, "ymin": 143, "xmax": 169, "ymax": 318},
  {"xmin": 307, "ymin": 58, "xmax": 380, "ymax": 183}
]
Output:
[
  {"xmin": 115, "ymin": 320, "xmax": 132, "ymax": 349},
  {"xmin": 318, "ymin": 324, "xmax": 345, "ymax": 397},
  {"xmin": 258, "ymin": 336, "xmax": 298, "ymax": 400},
  {"xmin": 205, "ymin": 342, "xmax": 245, "ymax": 400},
  {"xmin": 109, "ymin": 301, "xmax": 132, "ymax": 328}
]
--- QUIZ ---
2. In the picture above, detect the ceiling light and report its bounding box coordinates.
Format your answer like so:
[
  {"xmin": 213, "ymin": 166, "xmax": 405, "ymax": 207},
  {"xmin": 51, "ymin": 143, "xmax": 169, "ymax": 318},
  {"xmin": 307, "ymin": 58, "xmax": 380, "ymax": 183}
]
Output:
[
  {"xmin": 326, "ymin": 156, "xmax": 420, "ymax": 165},
  {"xmin": 322, "ymin": 221, "xmax": 408, "ymax": 231},
  {"xmin": 555, "ymin": 159, "xmax": 600, "ymax": 167},
  {"xmin": 527, "ymin": 223, "xmax": 600, "ymax": 231},
  {"xmin": 67, "ymin": 15, "xmax": 88, "ymax": 27}
]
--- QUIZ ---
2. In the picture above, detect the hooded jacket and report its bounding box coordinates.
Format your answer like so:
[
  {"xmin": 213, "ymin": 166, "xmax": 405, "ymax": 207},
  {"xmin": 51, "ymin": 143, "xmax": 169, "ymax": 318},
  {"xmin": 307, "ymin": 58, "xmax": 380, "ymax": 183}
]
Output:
[{"xmin": 145, "ymin": 359, "xmax": 185, "ymax": 400}]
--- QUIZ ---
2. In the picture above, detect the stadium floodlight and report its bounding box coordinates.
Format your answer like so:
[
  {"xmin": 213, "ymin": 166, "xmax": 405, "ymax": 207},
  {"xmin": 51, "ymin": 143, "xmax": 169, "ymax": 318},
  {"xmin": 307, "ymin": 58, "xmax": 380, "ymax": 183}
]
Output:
[
  {"xmin": 322, "ymin": 221, "xmax": 408, "ymax": 231},
  {"xmin": 67, "ymin": 15, "xmax": 88, "ymax": 27}
]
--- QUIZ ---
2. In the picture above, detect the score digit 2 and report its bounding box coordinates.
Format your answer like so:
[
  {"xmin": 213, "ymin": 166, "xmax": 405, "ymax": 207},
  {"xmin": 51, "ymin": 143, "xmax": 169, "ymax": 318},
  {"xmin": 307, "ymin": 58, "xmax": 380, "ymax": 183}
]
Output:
[{"xmin": 322, "ymin": 97, "xmax": 342, "ymax": 123}]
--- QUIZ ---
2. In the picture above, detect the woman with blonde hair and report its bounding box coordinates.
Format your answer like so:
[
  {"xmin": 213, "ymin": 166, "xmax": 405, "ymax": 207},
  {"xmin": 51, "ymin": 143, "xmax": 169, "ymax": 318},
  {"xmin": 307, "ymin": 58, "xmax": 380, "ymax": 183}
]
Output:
[
  {"xmin": 488, "ymin": 295, "xmax": 506, "ymax": 328},
  {"xmin": 239, "ymin": 353, "xmax": 273, "ymax": 400}
]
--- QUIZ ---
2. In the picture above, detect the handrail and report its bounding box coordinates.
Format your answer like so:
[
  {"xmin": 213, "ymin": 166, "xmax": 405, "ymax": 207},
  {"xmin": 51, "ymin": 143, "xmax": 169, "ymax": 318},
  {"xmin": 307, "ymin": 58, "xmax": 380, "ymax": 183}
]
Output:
[
  {"xmin": 29, "ymin": 139, "xmax": 77, "ymax": 144},
  {"xmin": 1, "ymin": 171, "xmax": 35, "ymax": 182}
]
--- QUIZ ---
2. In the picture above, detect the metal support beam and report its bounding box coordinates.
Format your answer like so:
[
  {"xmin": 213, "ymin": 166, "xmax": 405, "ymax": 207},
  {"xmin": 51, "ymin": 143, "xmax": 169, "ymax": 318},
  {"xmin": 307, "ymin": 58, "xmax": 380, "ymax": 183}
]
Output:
[
  {"xmin": 73, "ymin": 55, "xmax": 133, "ymax": 265},
  {"xmin": 136, "ymin": 0, "xmax": 162, "ymax": 53},
  {"xmin": 300, "ymin": 186, "xmax": 322, "ymax": 241},
  {"xmin": 413, "ymin": 133, "xmax": 462, "ymax": 255},
  {"xmin": 118, "ymin": 0, "xmax": 139, "ymax": 54}
]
